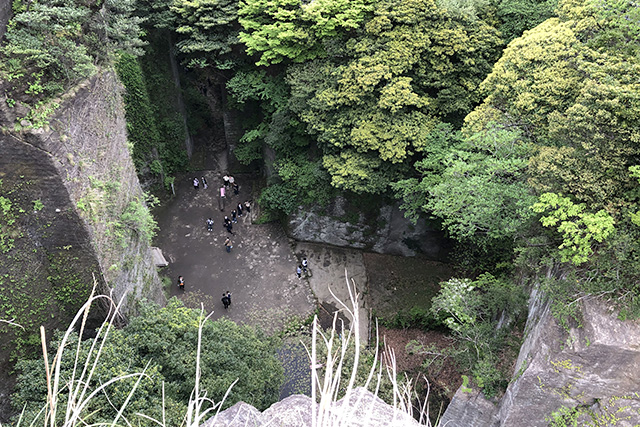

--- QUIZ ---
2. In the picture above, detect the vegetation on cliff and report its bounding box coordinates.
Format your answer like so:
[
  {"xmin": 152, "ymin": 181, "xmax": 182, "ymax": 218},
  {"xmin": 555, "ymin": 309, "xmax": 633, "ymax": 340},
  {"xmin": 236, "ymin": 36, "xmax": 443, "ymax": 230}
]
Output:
[
  {"xmin": 12, "ymin": 298, "xmax": 283, "ymax": 425},
  {"xmin": 1, "ymin": 0, "xmax": 144, "ymax": 102}
]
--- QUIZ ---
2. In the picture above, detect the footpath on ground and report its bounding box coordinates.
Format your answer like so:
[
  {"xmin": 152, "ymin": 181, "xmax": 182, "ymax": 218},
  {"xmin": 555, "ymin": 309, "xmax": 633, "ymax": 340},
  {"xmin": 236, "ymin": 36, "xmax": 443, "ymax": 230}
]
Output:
[{"xmin": 154, "ymin": 173, "xmax": 317, "ymax": 332}]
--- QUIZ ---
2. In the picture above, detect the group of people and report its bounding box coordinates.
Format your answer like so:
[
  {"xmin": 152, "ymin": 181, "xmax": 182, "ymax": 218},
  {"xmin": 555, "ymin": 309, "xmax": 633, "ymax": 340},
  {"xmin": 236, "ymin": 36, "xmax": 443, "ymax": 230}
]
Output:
[
  {"xmin": 296, "ymin": 257, "xmax": 309, "ymax": 279},
  {"xmin": 222, "ymin": 200, "xmax": 251, "ymax": 234},
  {"xmin": 182, "ymin": 173, "xmax": 309, "ymax": 310},
  {"xmin": 193, "ymin": 176, "xmax": 208, "ymax": 190},
  {"xmin": 180, "ymin": 174, "xmax": 253, "ymax": 308},
  {"xmin": 220, "ymin": 174, "xmax": 239, "ymax": 198}
]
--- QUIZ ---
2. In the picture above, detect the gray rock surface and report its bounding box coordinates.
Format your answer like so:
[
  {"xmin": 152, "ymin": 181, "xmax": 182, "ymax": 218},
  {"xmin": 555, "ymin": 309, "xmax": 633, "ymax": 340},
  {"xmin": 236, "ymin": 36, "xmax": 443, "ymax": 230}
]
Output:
[
  {"xmin": 438, "ymin": 386, "xmax": 498, "ymax": 427},
  {"xmin": 497, "ymin": 295, "xmax": 640, "ymax": 426},
  {"xmin": 202, "ymin": 387, "xmax": 421, "ymax": 427},
  {"xmin": 0, "ymin": 71, "xmax": 164, "ymax": 421},
  {"xmin": 288, "ymin": 196, "xmax": 446, "ymax": 257},
  {"xmin": 442, "ymin": 284, "xmax": 640, "ymax": 426},
  {"xmin": 294, "ymin": 242, "xmax": 369, "ymax": 342},
  {"xmin": 38, "ymin": 72, "xmax": 165, "ymax": 313},
  {"xmin": 0, "ymin": 0, "xmax": 11, "ymax": 40},
  {"xmin": 202, "ymin": 402, "xmax": 263, "ymax": 427}
]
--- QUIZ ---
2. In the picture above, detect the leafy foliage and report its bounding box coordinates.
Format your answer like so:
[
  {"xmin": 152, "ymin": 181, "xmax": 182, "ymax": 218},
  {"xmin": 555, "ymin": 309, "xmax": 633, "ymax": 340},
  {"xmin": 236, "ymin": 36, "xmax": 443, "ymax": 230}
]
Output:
[
  {"xmin": 467, "ymin": 0, "xmax": 640, "ymax": 210},
  {"xmin": 117, "ymin": 194, "xmax": 159, "ymax": 246},
  {"xmin": 116, "ymin": 38, "xmax": 190, "ymax": 185},
  {"xmin": 238, "ymin": 0, "xmax": 374, "ymax": 66},
  {"xmin": 430, "ymin": 274, "xmax": 527, "ymax": 397},
  {"xmin": 394, "ymin": 125, "xmax": 535, "ymax": 247},
  {"xmin": 466, "ymin": 0, "xmax": 640, "ymax": 316},
  {"xmin": 172, "ymin": 0, "xmax": 241, "ymax": 69},
  {"xmin": 115, "ymin": 53, "xmax": 160, "ymax": 169},
  {"xmin": 287, "ymin": 0, "xmax": 502, "ymax": 194},
  {"xmin": 495, "ymin": 0, "xmax": 558, "ymax": 42},
  {"xmin": 12, "ymin": 299, "xmax": 284, "ymax": 425},
  {"xmin": 531, "ymin": 193, "xmax": 615, "ymax": 265},
  {"xmin": 0, "ymin": 0, "xmax": 145, "ymax": 102}
]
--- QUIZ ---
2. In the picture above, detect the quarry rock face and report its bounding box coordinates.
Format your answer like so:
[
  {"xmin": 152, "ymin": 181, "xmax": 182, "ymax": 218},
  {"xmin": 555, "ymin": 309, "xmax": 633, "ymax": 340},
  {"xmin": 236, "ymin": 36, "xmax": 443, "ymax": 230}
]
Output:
[
  {"xmin": 439, "ymin": 387, "xmax": 498, "ymax": 427},
  {"xmin": 0, "ymin": 0, "xmax": 10, "ymax": 41},
  {"xmin": 202, "ymin": 387, "xmax": 421, "ymax": 427},
  {"xmin": 441, "ymin": 287, "xmax": 640, "ymax": 426},
  {"xmin": 0, "ymin": 71, "xmax": 164, "ymax": 419},
  {"xmin": 0, "ymin": 72, "xmax": 165, "ymax": 342},
  {"xmin": 288, "ymin": 196, "xmax": 447, "ymax": 258}
]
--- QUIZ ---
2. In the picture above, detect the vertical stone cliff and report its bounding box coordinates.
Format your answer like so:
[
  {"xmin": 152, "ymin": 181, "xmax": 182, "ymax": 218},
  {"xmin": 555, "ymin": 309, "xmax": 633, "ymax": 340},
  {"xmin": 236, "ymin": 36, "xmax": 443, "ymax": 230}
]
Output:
[
  {"xmin": 0, "ymin": 0, "xmax": 11, "ymax": 41},
  {"xmin": 440, "ymin": 284, "xmax": 640, "ymax": 426},
  {"xmin": 0, "ymin": 71, "xmax": 164, "ymax": 418}
]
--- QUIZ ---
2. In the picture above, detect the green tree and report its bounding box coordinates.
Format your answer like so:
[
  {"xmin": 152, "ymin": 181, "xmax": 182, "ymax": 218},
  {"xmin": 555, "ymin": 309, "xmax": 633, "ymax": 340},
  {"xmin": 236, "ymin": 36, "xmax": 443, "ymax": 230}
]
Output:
[
  {"xmin": 531, "ymin": 192, "xmax": 615, "ymax": 265},
  {"xmin": 431, "ymin": 274, "xmax": 527, "ymax": 397},
  {"xmin": 226, "ymin": 68, "xmax": 335, "ymax": 215},
  {"xmin": 171, "ymin": 0, "xmax": 242, "ymax": 69},
  {"xmin": 394, "ymin": 126, "xmax": 535, "ymax": 244},
  {"xmin": 288, "ymin": 0, "xmax": 502, "ymax": 193},
  {"xmin": 494, "ymin": 0, "xmax": 558, "ymax": 42},
  {"xmin": 12, "ymin": 299, "xmax": 284, "ymax": 425},
  {"xmin": 238, "ymin": 0, "xmax": 374, "ymax": 66},
  {"xmin": 466, "ymin": 0, "xmax": 640, "ymax": 209}
]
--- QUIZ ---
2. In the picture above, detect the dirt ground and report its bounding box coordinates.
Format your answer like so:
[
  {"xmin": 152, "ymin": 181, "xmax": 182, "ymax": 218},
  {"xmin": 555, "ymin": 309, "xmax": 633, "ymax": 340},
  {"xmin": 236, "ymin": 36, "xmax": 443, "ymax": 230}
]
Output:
[
  {"xmin": 379, "ymin": 326, "xmax": 462, "ymax": 419},
  {"xmin": 153, "ymin": 172, "xmax": 316, "ymax": 332},
  {"xmin": 364, "ymin": 252, "xmax": 454, "ymax": 320}
]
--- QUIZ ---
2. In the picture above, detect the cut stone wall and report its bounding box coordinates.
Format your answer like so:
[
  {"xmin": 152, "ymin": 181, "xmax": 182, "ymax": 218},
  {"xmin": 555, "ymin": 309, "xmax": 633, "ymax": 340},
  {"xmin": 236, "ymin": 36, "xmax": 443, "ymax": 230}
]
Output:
[
  {"xmin": 288, "ymin": 196, "xmax": 448, "ymax": 257},
  {"xmin": 0, "ymin": 0, "xmax": 11, "ymax": 41},
  {"xmin": 0, "ymin": 71, "xmax": 164, "ymax": 419},
  {"xmin": 440, "ymin": 283, "xmax": 640, "ymax": 426},
  {"xmin": 29, "ymin": 71, "xmax": 165, "ymax": 312}
]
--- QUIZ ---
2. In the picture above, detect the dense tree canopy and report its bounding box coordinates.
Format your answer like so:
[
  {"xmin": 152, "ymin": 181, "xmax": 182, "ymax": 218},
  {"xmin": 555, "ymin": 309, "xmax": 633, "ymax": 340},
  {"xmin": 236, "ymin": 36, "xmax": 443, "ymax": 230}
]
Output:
[
  {"xmin": 467, "ymin": 0, "xmax": 640, "ymax": 209},
  {"xmin": 1, "ymin": 0, "xmax": 144, "ymax": 101},
  {"xmin": 238, "ymin": 0, "xmax": 374, "ymax": 66},
  {"xmin": 171, "ymin": 0, "xmax": 242, "ymax": 69},
  {"xmin": 458, "ymin": 0, "xmax": 640, "ymax": 313},
  {"xmin": 12, "ymin": 299, "xmax": 283, "ymax": 425},
  {"xmin": 285, "ymin": 0, "xmax": 502, "ymax": 193}
]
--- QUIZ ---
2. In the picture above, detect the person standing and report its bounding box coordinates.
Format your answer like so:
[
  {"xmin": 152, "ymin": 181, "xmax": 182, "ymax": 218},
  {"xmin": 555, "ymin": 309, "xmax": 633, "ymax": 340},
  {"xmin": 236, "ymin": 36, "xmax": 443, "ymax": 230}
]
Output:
[
  {"xmin": 224, "ymin": 237, "xmax": 232, "ymax": 253},
  {"xmin": 193, "ymin": 177, "xmax": 199, "ymax": 189},
  {"xmin": 296, "ymin": 265, "xmax": 302, "ymax": 280},
  {"xmin": 206, "ymin": 217, "xmax": 214, "ymax": 232},
  {"xmin": 221, "ymin": 293, "xmax": 230, "ymax": 309},
  {"xmin": 201, "ymin": 176, "xmax": 208, "ymax": 189},
  {"xmin": 178, "ymin": 276, "xmax": 185, "ymax": 290}
]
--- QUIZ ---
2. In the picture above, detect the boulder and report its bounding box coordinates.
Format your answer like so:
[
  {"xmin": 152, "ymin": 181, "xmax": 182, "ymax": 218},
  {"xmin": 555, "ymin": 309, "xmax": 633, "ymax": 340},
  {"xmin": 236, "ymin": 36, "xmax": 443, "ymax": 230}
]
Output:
[{"xmin": 202, "ymin": 387, "xmax": 422, "ymax": 427}]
